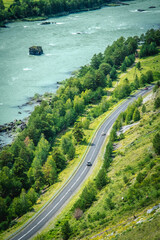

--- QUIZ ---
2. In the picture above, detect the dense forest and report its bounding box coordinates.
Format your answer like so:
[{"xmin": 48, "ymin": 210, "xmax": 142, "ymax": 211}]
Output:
[
  {"xmin": 0, "ymin": 29, "xmax": 160, "ymax": 232},
  {"xmin": 0, "ymin": 0, "xmax": 131, "ymax": 23}
]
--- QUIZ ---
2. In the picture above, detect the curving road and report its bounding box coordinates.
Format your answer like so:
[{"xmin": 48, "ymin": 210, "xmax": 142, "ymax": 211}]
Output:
[{"xmin": 10, "ymin": 87, "xmax": 152, "ymax": 240}]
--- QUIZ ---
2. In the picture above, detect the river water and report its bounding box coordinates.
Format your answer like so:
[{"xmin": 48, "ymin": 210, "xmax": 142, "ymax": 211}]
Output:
[{"xmin": 0, "ymin": 0, "xmax": 160, "ymax": 127}]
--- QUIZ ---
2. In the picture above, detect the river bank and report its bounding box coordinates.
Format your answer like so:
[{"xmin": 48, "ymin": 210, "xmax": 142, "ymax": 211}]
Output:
[
  {"xmin": 1, "ymin": 1, "xmax": 130, "ymax": 27},
  {"xmin": 0, "ymin": 92, "xmax": 54, "ymax": 148}
]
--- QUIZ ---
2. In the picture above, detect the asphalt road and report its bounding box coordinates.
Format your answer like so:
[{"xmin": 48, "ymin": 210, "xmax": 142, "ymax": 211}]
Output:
[{"xmin": 10, "ymin": 87, "xmax": 152, "ymax": 240}]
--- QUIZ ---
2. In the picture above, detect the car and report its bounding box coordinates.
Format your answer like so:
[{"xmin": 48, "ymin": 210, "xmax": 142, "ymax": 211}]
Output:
[
  {"xmin": 101, "ymin": 132, "xmax": 106, "ymax": 136},
  {"xmin": 87, "ymin": 161, "xmax": 92, "ymax": 166},
  {"xmin": 144, "ymin": 87, "xmax": 148, "ymax": 90}
]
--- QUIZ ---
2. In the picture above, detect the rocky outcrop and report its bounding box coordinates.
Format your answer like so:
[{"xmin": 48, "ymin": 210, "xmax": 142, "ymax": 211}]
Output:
[
  {"xmin": 0, "ymin": 120, "xmax": 26, "ymax": 133},
  {"xmin": 29, "ymin": 46, "xmax": 43, "ymax": 55}
]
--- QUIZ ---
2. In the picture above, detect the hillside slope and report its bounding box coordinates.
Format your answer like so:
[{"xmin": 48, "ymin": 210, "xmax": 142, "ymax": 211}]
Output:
[
  {"xmin": 36, "ymin": 87, "xmax": 160, "ymax": 240},
  {"xmin": 75, "ymin": 89, "xmax": 160, "ymax": 240}
]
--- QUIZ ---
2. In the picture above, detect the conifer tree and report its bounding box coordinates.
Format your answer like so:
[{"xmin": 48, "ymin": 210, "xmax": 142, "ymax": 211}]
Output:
[
  {"xmin": 133, "ymin": 108, "xmax": 140, "ymax": 122},
  {"xmin": 142, "ymin": 104, "xmax": 146, "ymax": 113},
  {"xmin": 61, "ymin": 220, "xmax": 71, "ymax": 240}
]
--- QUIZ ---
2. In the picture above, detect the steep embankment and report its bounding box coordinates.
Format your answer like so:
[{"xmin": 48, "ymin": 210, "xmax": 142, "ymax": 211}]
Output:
[{"xmin": 85, "ymin": 89, "xmax": 160, "ymax": 240}]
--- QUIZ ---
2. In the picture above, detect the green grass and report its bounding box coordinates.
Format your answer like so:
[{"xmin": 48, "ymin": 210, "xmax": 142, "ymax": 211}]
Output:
[
  {"xmin": 115, "ymin": 213, "xmax": 160, "ymax": 240},
  {"xmin": 118, "ymin": 53, "xmax": 160, "ymax": 84}
]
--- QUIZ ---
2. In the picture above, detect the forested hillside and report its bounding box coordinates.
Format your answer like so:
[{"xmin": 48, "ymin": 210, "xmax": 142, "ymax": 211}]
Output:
[
  {"xmin": 0, "ymin": 0, "xmax": 130, "ymax": 24},
  {"xmin": 0, "ymin": 29, "xmax": 160, "ymax": 236},
  {"xmin": 42, "ymin": 83, "xmax": 160, "ymax": 240}
]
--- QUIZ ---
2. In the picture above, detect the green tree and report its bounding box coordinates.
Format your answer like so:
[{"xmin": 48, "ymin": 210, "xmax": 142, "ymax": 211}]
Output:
[
  {"xmin": 73, "ymin": 95, "xmax": 85, "ymax": 114},
  {"xmin": 61, "ymin": 220, "xmax": 71, "ymax": 240},
  {"xmin": 96, "ymin": 167, "xmax": 108, "ymax": 190},
  {"xmin": 146, "ymin": 70, "xmax": 153, "ymax": 83},
  {"xmin": 124, "ymin": 56, "xmax": 131, "ymax": 67},
  {"xmin": 137, "ymin": 95, "xmax": 142, "ymax": 106},
  {"xmin": 154, "ymin": 97, "xmax": 160, "ymax": 109},
  {"xmin": 121, "ymin": 61, "xmax": 127, "ymax": 72},
  {"xmin": 27, "ymin": 187, "xmax": 38, "ymax": 205},
  {"xmin": 82, "ymin": 117, "xmax": 90, "ymax": 129},
  {"xmin": 110, "ymin": 67, "xmax": 117, "ymax": 80},
  {"xmin": 32, "ymin": 134, "xmax": 50, "ymax": 168},
  {"xmin": 73, "ymin": 122, "xmax": 84, "ymax": 143},
  {"xmin": 95, "ymin": 69, "xmax": 106, "ymax": 88},
  {"xmin": 99, "ymin": 62, "xmax": 111, "ymax": 76},
  {"xmin": 106, "ymin": 74, "xmax": 112, "ymax": 87},
  {"xmin": 51, "ymin": 148, "xmax": 66, "ymax": 172},
  {"xmin": 90, "ymin": 53, "xmax": 103, "ymax": 70},
  {"xmin": 142, "ymin": 104, "xmax": 146, "ymax": 113},
  {"xmin": 0, "ymin": 197, "xmax": 7, "ymax": 222},
  {"xmin": 74, "ymin": 183, "xmax": 96, "ymax": 211},
  {"xmin": 0, "ymin": 148, "xmax": 13, "ymax": 168},
  {"xmin": 12, "ymin": 157, "xmax": 28, "ymax": 186},
  {"xmin": 136, "ymin": 61, "xmax": 141, "ymax": 70},
  {"xmin": 83, "ymin": 70, "xmax": 96, "ymax": 90},
  {"xmin": 153, "ymin": 133, "xmax": 160, "ymax": 155},
  {"xmin": 133, "ymin": 108, "xmax": 140, "ymax": 122},
  {"xmin": 0, "ymin": 0, "xmax": 5, "ymax": 10},
  {"xmin": 61, "ymin": 135, "xmax": 72, "ymax": 155},
  {"xmin": 110, "ymin": 127, "xmax": 117, "ymax": 142},
  {"xmin": 67, "ymin": 144, "xmax": 75, "ymax": 160},
  {"xmin": 134, "ymin": 75, "xmax": 140, "ymax": 89},
  {"xmin": 139, "ymin": 74, "xmax": 147, "ymax": 87},
  {"xmin": 42, "ymin": 155, "xmax": 57, "ymax": 185}
]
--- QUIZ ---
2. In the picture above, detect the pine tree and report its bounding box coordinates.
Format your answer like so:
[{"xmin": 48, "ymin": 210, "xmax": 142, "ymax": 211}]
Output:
[
  {"xmin": 136, "ymin": 61, "xmax": 141, "ymax": 70},
  {"xmin": 134, "ymin": 75, "xmax": 139, "ymax": 89},
  {"xmin": 0, "ymin": 0, "xmax": 5, "ymax": 10},
  {"xmin": 61, "ymin": 221, "xmax": 71, "ymax": 240},
  {"xmin": 133, "ymin": 108, "xmax": 140, "ymax": 122},
  {"xmin": 154, "ymin": 97, "xmax": 160, "ymax": 109},
  {"xmin": 142, "ymin": 104, "xmax": 146, "ymax": 113},
  {"xmin": 96, "ymin": 167, "xmax": 107, "ymax": 190},
  {"xmin": 121, "ymin": 61, "xmax": 127, "ymax": 72}
]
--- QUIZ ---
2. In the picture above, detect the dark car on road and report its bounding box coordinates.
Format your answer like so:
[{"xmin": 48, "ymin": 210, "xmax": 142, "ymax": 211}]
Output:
[{"xmin": 87, "ymin": 161, "xmax": 92, "ymax": 166}]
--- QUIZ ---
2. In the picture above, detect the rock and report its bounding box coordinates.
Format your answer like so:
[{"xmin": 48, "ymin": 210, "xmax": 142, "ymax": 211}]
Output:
[
  {"xmin": 20, "ymin": 123, "xmax": 26, "ymax": 130},
  {"xmin": 147, "ymin": 203, "xmax": 160, "ymax": 214},
  {"xmin": 29, "ymin": 46, "xmax": 43, "ymax": 56},
  {"xmin": 36, "ymin": 99, "xmax": 42, "ymax": 103},
  {"xmin": 0, "ymin": 24, "xmax": 7, "ymax": 28},
  {"xmin": 137, "ymin": 9, "xmax": 145, "ymax": 12},
  {"xmin": 41, "ymin": 22, "xmax": 51, "ymax": 25},
  {"xmin": 40, "ymin": 21, "xmax": 56, "ymax": 25}
]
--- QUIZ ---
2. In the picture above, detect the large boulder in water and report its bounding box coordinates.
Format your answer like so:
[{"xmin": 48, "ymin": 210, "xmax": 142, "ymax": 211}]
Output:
[{"xmin": 29, "ymin": 46, "xmax": 43, "ymax": 55}]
